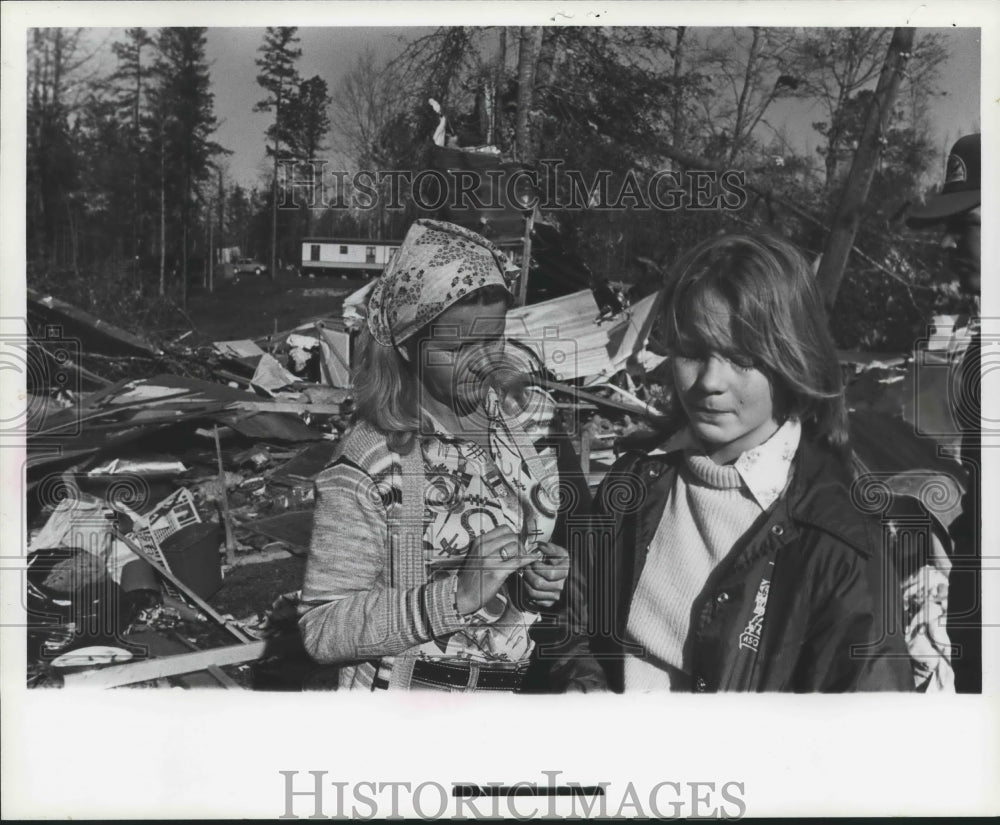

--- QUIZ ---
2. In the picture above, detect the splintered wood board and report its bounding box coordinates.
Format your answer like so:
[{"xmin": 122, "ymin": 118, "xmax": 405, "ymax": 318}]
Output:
[{"xmin": 62, "ymin": 640, "xmax": 267, "ymax": 688}]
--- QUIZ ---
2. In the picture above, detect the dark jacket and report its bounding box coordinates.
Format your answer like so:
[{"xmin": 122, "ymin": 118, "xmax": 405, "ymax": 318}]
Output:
[{"xmin": 546, "ymin": 437, "xmax": 914, "ymax": 693}]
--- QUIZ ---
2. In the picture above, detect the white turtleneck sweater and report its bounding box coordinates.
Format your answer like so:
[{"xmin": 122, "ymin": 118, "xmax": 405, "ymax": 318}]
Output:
[{"xmin": 623, "ymin": 418, "xmax": 801, "ymax": 691}]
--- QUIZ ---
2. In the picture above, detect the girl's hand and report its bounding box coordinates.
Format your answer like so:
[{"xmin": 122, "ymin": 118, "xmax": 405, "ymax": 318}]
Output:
[
  {"xmin": 520, "ymin": 542, "xmax": 570, "ymax": 610},
  {"xmin": 455, "ymin": 525, "xmax": 538, "ymax": 616}
]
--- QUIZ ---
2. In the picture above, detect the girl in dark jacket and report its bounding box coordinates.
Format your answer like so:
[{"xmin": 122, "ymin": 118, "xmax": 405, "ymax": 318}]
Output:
[{"xmin": 553, "ymin": 232, "xmax": 913, "ymax": 692}]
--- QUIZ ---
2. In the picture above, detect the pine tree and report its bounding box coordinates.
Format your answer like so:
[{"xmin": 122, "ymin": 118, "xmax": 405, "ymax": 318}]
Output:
[
  {"xmin": 149, "ymin": 27, "xmax": 227, "ymax": 304},
  {"xmin": 282, "ymin": 75, "xmax": 332, "ymax": 236},
  {"xmin": 110, "ymin": 27, "xmax": 155, "ymax": 277},
  {"xmin": 255, "ymin": 26, "xmax": 301, "ymax": 280},
  {"xmin": 26, "ymin": 28, "xmax": 92, "ymax": 269}
]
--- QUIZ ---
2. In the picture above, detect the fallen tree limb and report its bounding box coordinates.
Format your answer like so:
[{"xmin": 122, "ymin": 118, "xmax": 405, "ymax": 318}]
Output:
[{"xmin": 658, "ymin": 140, "xmax": 927, "ymax": 305}]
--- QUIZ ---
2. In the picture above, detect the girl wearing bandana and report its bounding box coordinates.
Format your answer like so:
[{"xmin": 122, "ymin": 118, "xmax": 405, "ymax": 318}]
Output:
[{"xmin": 298, "ymin": 219, "xmax": 590, "ymax": 692}]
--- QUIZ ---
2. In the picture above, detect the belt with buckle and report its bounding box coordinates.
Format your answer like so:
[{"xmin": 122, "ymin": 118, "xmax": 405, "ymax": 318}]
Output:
[{"xmin": 410, "ymin": 658, "xmax": 526, "ymax": 691}]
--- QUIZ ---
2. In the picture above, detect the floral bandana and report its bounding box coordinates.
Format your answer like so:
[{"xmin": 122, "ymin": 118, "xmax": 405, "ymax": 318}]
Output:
[{"xmin": 366, "ymin": 219, "xmax": 519, "ymax": 347}]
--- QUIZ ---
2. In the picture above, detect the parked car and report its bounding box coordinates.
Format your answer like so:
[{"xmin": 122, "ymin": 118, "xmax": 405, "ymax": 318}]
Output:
[{"xmin": 233, "ymin": 258, "xmax": 266, "ymax": 278}]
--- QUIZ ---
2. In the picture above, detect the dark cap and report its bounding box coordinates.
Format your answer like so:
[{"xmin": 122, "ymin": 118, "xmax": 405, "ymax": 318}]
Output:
[{"xmin": 906, "ymin": 133, "xmax": 981, "ymax": 227}]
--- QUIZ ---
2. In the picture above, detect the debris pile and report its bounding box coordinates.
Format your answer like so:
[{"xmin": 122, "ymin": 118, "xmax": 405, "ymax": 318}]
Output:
[
  {"xmin": 22, "ymin": 285, "xmax": 964, "ymax": 690},
  {"xmin": 23, "ymin": 283, "xmax": 669, "ymax": 688},
  {"xmin": 24, "ymin": 293, "xmax": 356, "ymax": 689}
]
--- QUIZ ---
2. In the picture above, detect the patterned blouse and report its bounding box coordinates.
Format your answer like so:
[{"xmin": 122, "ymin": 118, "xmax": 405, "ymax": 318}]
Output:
[{"xmin": 299, "ymin": 387, "xmax": 561, "ymax": 688}]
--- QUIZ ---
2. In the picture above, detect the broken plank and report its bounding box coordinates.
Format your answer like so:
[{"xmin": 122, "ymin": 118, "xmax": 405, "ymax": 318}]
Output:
[
  {"xmin": 215, "ymin": 339, "xmax": 267, "ymax": 359},
  {"xmin": 170, "ymin": 630, "xmax": 244, "ymax": 689},
  {"xmin": 225, "ymin": 400, "xmax": 344, "ymax": 415},
  {"xmin": 214, "ymin": 368, "xmax": 256, "ymax": 387},
  {"xmin": 217, "ymin": 411, "xmax": 324, "ymax": 442},
  {"xmin": 62, "ymin": 640, "xmax": 266, "ymax": 688},
  {"xmin": 32, "ymin": 390, "xmax": 202, "ymax": 438},
  {"xmin": 214, "ymin": 425, "xmax": 237, "ymax": 566},
  {"xmin": 133, "ymin": 373, "xmax": 266, "ymax": 403},
  {"xmin": 206, "ymin": 665, "xmax": 242, "ymax": 689},
  {"xmin": 28, "ymin": 287, "xmax": 162, "ymax": 357},
  {"xmin": 80, "ymin": 376, "xmax": 141, "ymax": 408}
]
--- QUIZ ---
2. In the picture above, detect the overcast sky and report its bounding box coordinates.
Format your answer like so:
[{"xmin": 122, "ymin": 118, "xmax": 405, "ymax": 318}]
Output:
[
  {"xmin": 78, "ymin": 25, "xmax": 981, "ymax": 188},
  {"xmin": 206, "ymin": 27, "xmax": 435, "ymax": 185}
]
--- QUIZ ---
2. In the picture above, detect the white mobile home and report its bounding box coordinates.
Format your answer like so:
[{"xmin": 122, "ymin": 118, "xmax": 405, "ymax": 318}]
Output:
[{"xmin": 301, "ymin": 238, "xmax": 401, "ymax": 277}]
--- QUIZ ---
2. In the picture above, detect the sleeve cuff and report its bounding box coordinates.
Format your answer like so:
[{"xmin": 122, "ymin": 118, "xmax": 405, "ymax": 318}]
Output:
[{"xmin": 423, "ymin": 576, "xmax": 473, "ymax": 639}]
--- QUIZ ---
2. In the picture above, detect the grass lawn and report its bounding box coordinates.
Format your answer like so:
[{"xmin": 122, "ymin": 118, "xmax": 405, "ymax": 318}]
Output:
[{"xmin": 186, "ymin": 272, "xmax": 367, "ymax": 342}]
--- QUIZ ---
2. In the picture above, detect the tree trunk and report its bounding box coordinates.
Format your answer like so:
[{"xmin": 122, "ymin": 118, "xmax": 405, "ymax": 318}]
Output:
[
  {"xmin": 823, "ymin": 85, "xmax": 851, "ymax": 189},
  {"xmin": 730, "ymin": 28, "xmax": 762, "ymax": 164},
  {"xmin": 159, "ymin": 154, "xmax": 166, "ymax": 297},
  {"xmin": 514, "ymin": 27, "xmax": 544, "ymax": 305},
  {"xmin": 131, "ymin": 46, "xmax": 142, "ymax": 281},
  {"xmin": 515, "ymin": 27, "xmax": 544, "ymax": 164},
  {"xmin": 816, "ymin": 27, "xmax": 914, "ymax": 307},
  {"xmin": 181, "ymin": 215, "xmax": 188, "ymax": 309},
  {"xmin": 494, "ymin": 29, "xmax": 507, "ymax": 146},
  {"xmin": 64, "ymin": 195, "xmax": 79, "ymax": 277},
  {"xmin": 269, "ymin": 80, "xmax": 285, "ymax": 282},
  {"xmin": 671, "ymin": 26, "xmax": 686, "ymax": 164},
  {"xmin": 270, "ymin": 150, "xmax": 278, "ymax": 281},
  {"xmin": 535, "ymin": 29, "xmax": 559, "ymax": 90},
  {"xmin": 531, "ymin": 30, "xmax": 561, "ymax": 159},
  {"xmin": 217, "ymin": 167, "xmax": 225, "ymax": 258},
  {"xmin": 207, "ymin": 204, "xmax": 213, "ymax": 293}
]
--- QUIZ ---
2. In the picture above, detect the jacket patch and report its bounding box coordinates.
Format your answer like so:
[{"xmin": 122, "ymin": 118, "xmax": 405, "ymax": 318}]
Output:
[{"xmin": 738, "ymin": 576, "xmax": 771, "ymax": 653}]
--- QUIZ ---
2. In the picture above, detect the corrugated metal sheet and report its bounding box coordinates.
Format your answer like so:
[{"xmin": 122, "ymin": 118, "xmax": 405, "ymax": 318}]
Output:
[
  {"xmin": 506, "ymin": 289, "xmax": 661, "ymax": 382},
  {"xmin": 506, "ymin": 290, "xmax": 618, "ymax": 380}
]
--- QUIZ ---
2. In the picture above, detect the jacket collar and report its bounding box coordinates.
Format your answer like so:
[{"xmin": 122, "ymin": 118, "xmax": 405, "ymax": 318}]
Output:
[
  {"xmin": 639, "ymin": 435, "xmax": 869, "ymax": 557},
  {"xmin": 782, "ymin": 440, "xmax": 871, "ymax": 557}
]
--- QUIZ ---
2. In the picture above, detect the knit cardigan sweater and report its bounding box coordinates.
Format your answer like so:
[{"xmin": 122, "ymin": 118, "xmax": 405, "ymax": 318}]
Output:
[{"xmin": 298, "ymin": 421, "xmax": 471, "ymax": 690}]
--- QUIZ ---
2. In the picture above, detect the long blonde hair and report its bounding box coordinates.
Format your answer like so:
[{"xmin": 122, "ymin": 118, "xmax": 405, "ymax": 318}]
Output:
[{"xmin": 351, "ymin": 285, "xmax": 516, "ymax": 453}]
